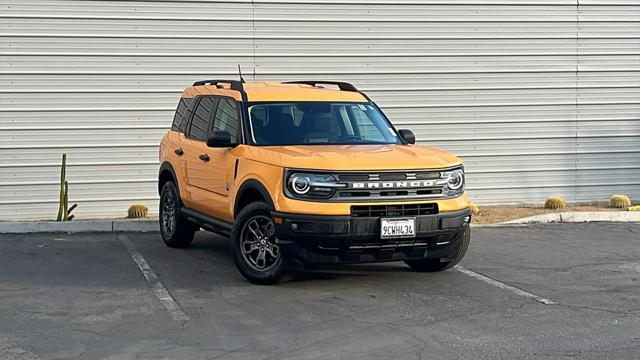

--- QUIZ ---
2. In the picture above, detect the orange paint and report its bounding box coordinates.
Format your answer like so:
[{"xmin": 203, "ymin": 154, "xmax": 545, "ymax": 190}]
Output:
[{"xmin": 162, "ymin": 81, "xmax": 468, "ymax": 221}]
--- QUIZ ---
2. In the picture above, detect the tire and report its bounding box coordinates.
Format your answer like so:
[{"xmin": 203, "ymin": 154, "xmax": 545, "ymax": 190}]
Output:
[
  {"xmin": 159, "ymin": 181, "xmax": 197, "ymax": 248},
  {"xmin": 231, "ymin": 202, "xmax": 289, "ymax": 285},
  {"xmin": 405, "ymin": 227, "xmax": 470, "ymax": 272}
]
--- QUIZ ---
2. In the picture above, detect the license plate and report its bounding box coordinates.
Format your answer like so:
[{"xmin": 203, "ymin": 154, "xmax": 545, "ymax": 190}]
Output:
[{"xmin": 380, "ymin": 217, "xmax": 416, "ymax": 238}]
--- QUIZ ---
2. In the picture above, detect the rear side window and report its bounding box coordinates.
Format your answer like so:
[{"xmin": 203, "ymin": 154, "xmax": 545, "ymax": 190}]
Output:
[
  {"xmin": 171, "ymin": 98, "xmax": 193, "ymax": 132},
  {"xmin": 213, "ymin": 97, "xmax": 240, "ymax": 142},
  {"xmin": 188, "ymin": 97, "xmax": 217, "ymax": 141}
]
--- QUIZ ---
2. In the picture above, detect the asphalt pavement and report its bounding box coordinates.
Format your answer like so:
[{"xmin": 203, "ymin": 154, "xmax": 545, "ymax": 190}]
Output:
[{"xmin": 1, "ymin": 223, "xmax": 639, "ymax": 360}]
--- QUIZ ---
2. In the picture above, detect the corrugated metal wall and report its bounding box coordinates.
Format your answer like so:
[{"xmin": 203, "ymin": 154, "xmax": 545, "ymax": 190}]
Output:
[{"xmin": 1, "ymin": 0, "xmax": 639, "ymax": 219}]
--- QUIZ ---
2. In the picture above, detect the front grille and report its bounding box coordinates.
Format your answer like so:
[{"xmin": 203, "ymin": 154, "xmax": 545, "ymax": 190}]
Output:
[
  {"xmin": 337, "ymin": 171, "xmax": 441, "ymax": 182},
  {"xmin": 339, "ymin": 188, "xmax": 443, "ymax": 198},
  {"xmin": 351, "ymin": 203, "xmax": 439, "ymax": 217},
  {"xmin": 333, "ymin": 170, "xmax": 447, "ymax": 201},
  {"xmin": 336, "ymin": 174, "xmax": 369, "ymax": 182}
]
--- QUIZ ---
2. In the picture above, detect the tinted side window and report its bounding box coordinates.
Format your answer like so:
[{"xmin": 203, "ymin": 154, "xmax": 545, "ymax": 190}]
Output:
[
  {"xmin": 171, "ymin": 99, "xmax": 187, "ymax": 131},
  {"xmin": 213, "ymin": 97, "xmax": 240, "ymax": 141},
  {"xmin": 171, "ymin": 98, "xmax": 194, "ymax": 132},
  {"xmin": 188, "ymin": 97, "xmax": 216, "ymax": 141}
]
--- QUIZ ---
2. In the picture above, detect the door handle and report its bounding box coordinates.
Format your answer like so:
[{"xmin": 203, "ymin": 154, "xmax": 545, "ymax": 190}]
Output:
[
  {"xmin": 174, "ymin": 148, "xmax": 184, "ymax": 156},
  {"xmin": 199, "ymin": 154, "xmax": 210, "ymax": 162}
]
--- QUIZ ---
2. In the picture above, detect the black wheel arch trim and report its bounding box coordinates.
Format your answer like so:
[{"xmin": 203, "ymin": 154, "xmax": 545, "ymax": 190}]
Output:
[
  {"xmin": 158, "ymin": 161, "xmax": 180, "ymax": 196},
  {"xmin": 234, "ymin": 179, "xmax": 275, "ymax": 216}
]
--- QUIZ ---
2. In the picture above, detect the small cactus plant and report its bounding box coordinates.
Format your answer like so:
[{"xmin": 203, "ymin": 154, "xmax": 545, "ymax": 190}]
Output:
[
  {"xmin": 609, "ymin": 194, "xmax": 631, "ymax": 209},
  {"xmin": 628, "ymin": 205, "xmax": 640, "ymax": 211},
  {"xmin": 56, "ymin": 153, "xmax": 78, "ymax": 221},
  {"xmin": 544, "ymin": 196, "xmax": 566, "ymax": 210},
  {"xmin": 128, "ymin": 203, "xmax": 149, "ymax": 219},
  {"xmin": 469, "ymin": 203, "xmax": 480, "ymax": 215}
]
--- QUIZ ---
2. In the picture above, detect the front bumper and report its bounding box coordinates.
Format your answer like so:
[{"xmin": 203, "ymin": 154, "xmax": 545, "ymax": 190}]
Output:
[{"xmin": 272, "ymin": 208, "xmax": 471, "ymax": 267}]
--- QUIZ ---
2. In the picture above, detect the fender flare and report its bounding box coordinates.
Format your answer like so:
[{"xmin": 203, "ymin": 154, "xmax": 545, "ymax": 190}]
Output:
[
  {"xmin": 158, "ymin": 161, "xmax": 179, "ymax": 196},
  {"xmin": 234, "ymin": 179, "xmax": 275, "ymax": 215}
]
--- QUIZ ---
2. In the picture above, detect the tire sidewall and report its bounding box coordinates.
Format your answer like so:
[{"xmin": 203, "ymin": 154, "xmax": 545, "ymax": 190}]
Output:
[
  {"xmin": 451, "ymin": 226, "xmax": 471, "ymax": 265},
  {"xmin": 159, "ymin": 181, "xmax": 195, "ymax": 248},
  {"xmin": 439, "ymin": 225, "xmax": 471, "ymax": 269},
  {"xmin": 405, "ymin": 226, "xmax": 470, "ymax": 272},
  {"xmin": 159, "ymin": 181, "xmax": 179, "ymax": 241},
  {"xmin": 231, "ymin": 202, "xmax": 286, "ymax": 284}
]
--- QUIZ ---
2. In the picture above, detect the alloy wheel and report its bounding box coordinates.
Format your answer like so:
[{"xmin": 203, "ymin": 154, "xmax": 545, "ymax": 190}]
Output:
[
  {"xmin": 240, "ymin": 215, "xmax": 280, "ymax": 272},
  {"xmin": 161, "ymin": 190, "xmax": 176, "ymax": 236}
]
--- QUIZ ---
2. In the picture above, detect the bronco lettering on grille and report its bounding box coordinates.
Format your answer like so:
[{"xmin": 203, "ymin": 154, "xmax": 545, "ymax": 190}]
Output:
[{"xmin": 351, "ymin": 180, "xmax": 437, "ymax": 189}]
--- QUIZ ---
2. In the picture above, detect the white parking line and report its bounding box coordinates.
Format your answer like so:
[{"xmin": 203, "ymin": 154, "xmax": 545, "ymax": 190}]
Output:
[
  {"xmin": 454, "ymin": 265, "xmax": 557, "ymax": 305},
  {"xmin": 118, "ymin": 235, "xmax": 191, "ymax": 321}
]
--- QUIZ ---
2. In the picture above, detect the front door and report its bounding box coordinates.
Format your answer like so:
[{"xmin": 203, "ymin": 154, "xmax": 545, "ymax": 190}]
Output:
[
  {"xmin": 206, "ymin": 96, "xmax": 242, "ymax": 199},
  {"xmin": 182, "ymin": 96, "xmax": 241, "ymax": 222}
]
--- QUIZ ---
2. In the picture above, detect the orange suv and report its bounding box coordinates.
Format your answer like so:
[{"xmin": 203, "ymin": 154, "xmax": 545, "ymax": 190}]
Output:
[{"xmin": 159, "ymin": 80, "xmax": 471, "ymax": 284}]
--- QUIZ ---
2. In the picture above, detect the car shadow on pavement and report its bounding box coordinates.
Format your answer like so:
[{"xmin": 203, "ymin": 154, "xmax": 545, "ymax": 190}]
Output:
[
  {"xmin": 184, "ymin": 231, "xmax": 418, "ymax": 284},
  {"xmin": 290, "ymin": 264, "xmax": 415, "ymax": 283}
]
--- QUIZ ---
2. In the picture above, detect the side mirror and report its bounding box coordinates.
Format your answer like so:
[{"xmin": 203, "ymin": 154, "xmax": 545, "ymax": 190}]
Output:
[
  {"xmin": 206, "ymin": 130, "xmax": 235, "ymax": 148},
  {"xmin": 398, "ymin": 129, "xmax": 415, "ymax": 144}
]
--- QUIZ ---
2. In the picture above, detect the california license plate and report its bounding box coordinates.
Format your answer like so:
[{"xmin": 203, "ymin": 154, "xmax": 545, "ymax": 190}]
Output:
[{"xmin": 380, "ymin": 217, "xmax": 416, "ymax": 238}]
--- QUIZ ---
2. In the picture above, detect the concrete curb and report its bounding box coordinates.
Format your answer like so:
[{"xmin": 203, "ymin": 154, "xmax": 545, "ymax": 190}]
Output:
[
  {"xmin": 0, "ymin": 219, "xmax": 159, "ymax": 234},
  {"xmin": 496, "ymin": 211, "xmax": 640, "ymax": 225}
]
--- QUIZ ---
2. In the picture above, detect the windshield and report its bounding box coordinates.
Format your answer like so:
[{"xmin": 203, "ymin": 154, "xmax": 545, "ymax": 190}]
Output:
[{"xmin": 248, "ymin": 102, "xmax": 401, "ymax": 146}]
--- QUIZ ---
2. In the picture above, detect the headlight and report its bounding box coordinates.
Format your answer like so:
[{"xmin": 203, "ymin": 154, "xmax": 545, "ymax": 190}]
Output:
[
  {"xmin": 285, "ymin": 171, "xmax": 345, "ymax": 199},
  {"xmin": 290, "ymin": 175, "xmax": 311, "ymax": 194},
  {"xmin": 443, "ymin": 168, "xmax": 465, "ymax": 195}
]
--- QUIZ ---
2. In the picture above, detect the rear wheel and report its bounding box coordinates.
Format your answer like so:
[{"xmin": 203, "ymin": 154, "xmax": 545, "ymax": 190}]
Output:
[
  {"xmin": 231, "ymin": 202, "xmax": 288, "ymax": 285},
  {"xmin": 159, "ymin": 181, "xmax": 197, "ymax": 248},
  {"xmin": 405, "ymin": 227, "xmax": 470, "ymax": 272}
]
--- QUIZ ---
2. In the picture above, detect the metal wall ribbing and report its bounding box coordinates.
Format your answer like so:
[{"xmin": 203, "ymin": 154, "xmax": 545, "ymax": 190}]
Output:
[{"xmin": 1, "ymin": 0, "xmax": 638, "ymax": 219}]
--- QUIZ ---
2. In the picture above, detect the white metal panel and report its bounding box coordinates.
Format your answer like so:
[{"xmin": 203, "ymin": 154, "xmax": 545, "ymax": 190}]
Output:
[
  {"xmin": 0, "ymin": 146, "xmax": 160, "ymax": 168},
  {"xmin": 0, "ymin": 0, "xmax": 255, "ymax": 219},
  {"xmin": 0, "ymin": 109, "xmax": 174, "ymax": 128},
  {"xmin": 0, "ymin": 0, "xmax": 639, "ymax": 219},
  {"xmin": 253, "ymin": 0, "xmax": 582, "ymax": 206},
  {"xmin": 576, "ymin": 2, "xmax": 640, "ymax": 201}
]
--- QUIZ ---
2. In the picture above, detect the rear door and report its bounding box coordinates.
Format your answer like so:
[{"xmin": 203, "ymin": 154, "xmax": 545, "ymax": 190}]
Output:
[
  {"xmin": 181, "ymin": 96, "xmax": 218, "ymax": 210},
  {"xmin": 165, "ymin": 98, "xmax": 194, "ymax": 197}
]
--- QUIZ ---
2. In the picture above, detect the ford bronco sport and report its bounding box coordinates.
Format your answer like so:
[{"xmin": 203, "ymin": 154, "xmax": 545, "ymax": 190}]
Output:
[{"xmin": 159, "ymin": 80, "xmax": 471, "ymax": 284}]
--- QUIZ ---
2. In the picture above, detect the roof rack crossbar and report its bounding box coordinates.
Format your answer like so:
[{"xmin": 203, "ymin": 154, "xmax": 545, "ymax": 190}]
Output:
[
  {"xmin": 282, "ymin": 81, "xmax": 359, "ymax": 92},
  {"xmin": 192, "ymin": 79, "xmax": 244, "ymax": 92}
]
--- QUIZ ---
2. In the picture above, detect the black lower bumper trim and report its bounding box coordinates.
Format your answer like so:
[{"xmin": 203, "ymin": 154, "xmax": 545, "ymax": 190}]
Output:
[{"xmin": 272, "ymin": 208, "xmax": 470, "ymax": 266}]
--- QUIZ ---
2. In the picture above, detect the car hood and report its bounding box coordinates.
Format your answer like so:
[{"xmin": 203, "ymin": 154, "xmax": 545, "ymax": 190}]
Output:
[{"xmin": 242, "ymin": 144, "xmax": 462, "ymax": 171}]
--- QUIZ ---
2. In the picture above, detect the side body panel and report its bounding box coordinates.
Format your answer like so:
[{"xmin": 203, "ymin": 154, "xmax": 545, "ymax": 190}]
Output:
[
  {"xmin": 181, "ymin": 138, "xmax": 240, "ymax": 222},
  {"xmin": 230, "ymin": 147, "xmax": 283, "ymax": 218},
  {"xmin": 166, "ymin": 93, "xmax": 240, "ymax": 223},
  {"xmin": 159, "ymin": 130, "xmax": 188, "ymax": 199}
]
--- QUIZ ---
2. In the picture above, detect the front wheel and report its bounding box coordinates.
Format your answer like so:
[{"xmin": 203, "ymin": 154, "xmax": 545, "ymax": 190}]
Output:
[
  {"xmin": 231, "ymin": 202, "xmax": 289, "ymax": 285},
  {"xmin": 405, "ymin": 227, "xmax": 470, "ymax": 272}
]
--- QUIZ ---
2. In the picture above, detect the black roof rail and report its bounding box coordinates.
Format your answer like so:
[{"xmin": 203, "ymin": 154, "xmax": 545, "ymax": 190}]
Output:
[
  {"xmin": 282, "ymin": 81, "xmax": 359, "ymax": 92},
  {"xmin": 283, "ymin": 80, "xmax": 373, "ymax": 102},
  {"xmin": 192, "ymin": 79, "xmax": 244, "ymax": 92},
  {"xmin": 192, "ymin": 79, "xmax": 247, "ymax": 101}
]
